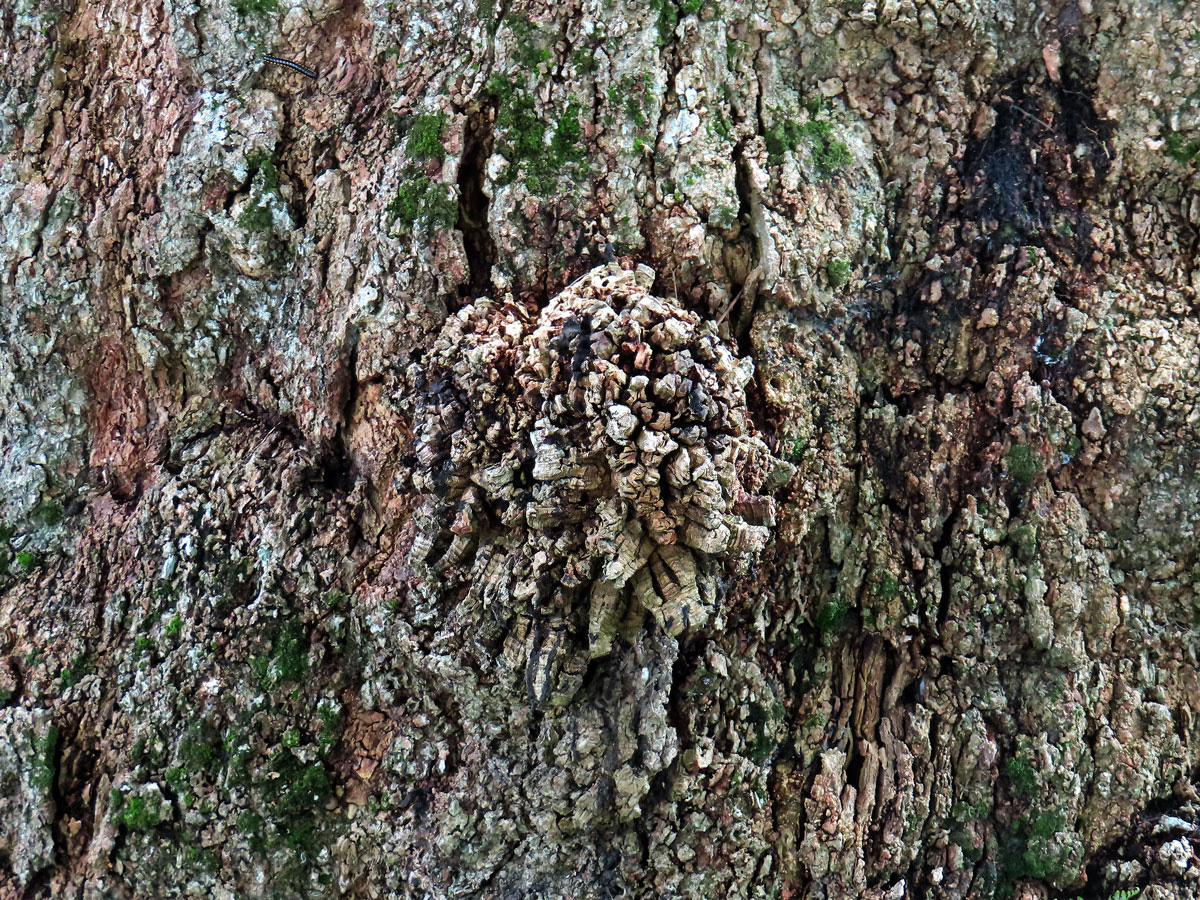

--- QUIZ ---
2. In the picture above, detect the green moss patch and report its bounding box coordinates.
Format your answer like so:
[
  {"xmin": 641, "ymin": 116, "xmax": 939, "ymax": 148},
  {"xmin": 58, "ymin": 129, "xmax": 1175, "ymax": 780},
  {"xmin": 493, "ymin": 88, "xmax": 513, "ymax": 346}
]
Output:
[
  {"xmin": 251, "ymin": 619, "xmax": 311, "ymax": 689},
  {"xmin": 234, "ymin": 0, "xmax": 277, "ymax": 16},
  {"xmin": 744, "ymin": 700, "xmax": 786, "ymax": 765},
  {"xmin": 505, "ymin": 15, "xmax": 553, "ymax": 70},
  {"xmin": 765, "ymin": 117, "xmax": 852, "ymax": 178},
  {"xmin": 260, "ymin": 750, "xmax": 333, "ymax": 852},
  {"xmin": 237, "ymin": 201, "xmax": 274, "ymax": 233},
  {"xmin": 407, "ymin": 112, "xmax": 448, "ymax": 161},
  {"xmin": 58, "ymin": 654, "xmax": 93, "ymax": 690},
  {"xmin": 1165, "ymin": 131, "xmax": 1200, "ymax": 164},
  {"xmin": 1005, "ymin": 444, "xmax": 1042, "ymax": 485},
  {"xmin": 31, "ymin": 498, "xmax": 64, "ymax": 527},
  {"xmin": 487, "ymin": 76, "xmax": 587, "ymax": 195},
  {"xmin": 246, "ymin": 150, "xmax": 279, "ymax": 192},
  {"xmin": 1005, "ymin": 757, "xmax": 1038, "ymax": 797},
  {"xmin": 874, "ymin": 571, "xmax": 900, "ymax": 600},
  {"xmin": 387, "ymin": 176, "xmax": 458, "ymax": 232},
  {"xmin": 647, "ymin": 0, "xmax": 711, "ymax": 45},
  {"xmin": 996, "ymin": 810, "xmax": 1079, "ymax": 897},
  {"xmin": 112, "ymin": 793, "xmax": 165, "ymax": 831},
  {"xmin": 814, "ymin": 598, "xmax": 849, "ymax": 633},
  {"xmin": 30, "ymin": 725, "xmax": 58, "ymax": 790},
  {"xmin": 827, "ymin": 258, "xmax": 852, "ymax": 287}
]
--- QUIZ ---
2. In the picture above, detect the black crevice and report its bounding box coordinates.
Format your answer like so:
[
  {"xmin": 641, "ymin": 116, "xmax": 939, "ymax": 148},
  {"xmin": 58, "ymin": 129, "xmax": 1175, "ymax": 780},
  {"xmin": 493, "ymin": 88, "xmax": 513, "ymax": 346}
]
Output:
[
  {"xmin": 727, "ymin": 139, "xmax": 762, "ymax": 357},
  {"xmin": 931, "ymin": 507, "xmax": 958, "ymax": 633},
  {"xmin": 322, "ymin": 321, "xmax": 359, "ymax": 493},
  {"xmin": 456, "ymin": 103, "xmax": 498, "ymax": 303}
]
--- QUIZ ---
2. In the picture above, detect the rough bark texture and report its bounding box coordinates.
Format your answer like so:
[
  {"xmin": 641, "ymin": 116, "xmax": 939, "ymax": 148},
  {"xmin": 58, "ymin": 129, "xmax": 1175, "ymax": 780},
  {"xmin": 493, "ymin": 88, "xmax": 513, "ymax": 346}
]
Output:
[{"xmin": 2, "ymin": 0, "xmax": 1200, "ymax": 897}]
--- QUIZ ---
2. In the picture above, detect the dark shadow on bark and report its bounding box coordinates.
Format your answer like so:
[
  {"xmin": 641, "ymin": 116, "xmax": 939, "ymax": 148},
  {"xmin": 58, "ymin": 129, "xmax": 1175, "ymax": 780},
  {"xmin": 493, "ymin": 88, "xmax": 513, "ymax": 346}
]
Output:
[{"xmin": 457, "ymin": 103, "xmax": 499, "ymax": 304}]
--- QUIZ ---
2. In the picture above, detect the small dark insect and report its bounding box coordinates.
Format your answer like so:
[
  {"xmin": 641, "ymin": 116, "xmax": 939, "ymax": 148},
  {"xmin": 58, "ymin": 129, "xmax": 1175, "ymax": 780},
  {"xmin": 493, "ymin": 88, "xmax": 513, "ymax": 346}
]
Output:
[{"xmin": 263, "ymin": 55, "xmax": 318, "ymax": 80}]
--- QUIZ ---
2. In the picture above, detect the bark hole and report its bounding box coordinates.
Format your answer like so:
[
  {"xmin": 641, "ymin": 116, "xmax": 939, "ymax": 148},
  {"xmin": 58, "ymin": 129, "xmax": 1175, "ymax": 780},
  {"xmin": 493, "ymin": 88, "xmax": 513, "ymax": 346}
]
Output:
[{"xmin": 457, "ymin": 104, "xmax": 498, "ymax": 303}]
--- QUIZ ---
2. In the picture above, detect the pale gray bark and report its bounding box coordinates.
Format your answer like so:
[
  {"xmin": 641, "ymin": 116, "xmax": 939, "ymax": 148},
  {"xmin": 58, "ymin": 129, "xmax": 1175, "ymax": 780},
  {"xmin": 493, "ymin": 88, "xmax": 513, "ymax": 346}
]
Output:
[{"xmin": 2, "ymin": 0, "xmax": 1199, "ymax": 897}]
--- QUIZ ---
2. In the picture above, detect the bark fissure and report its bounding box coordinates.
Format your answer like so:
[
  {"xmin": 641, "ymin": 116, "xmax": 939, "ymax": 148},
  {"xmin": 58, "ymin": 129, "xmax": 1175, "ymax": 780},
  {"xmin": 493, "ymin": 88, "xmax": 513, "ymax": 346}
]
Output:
[{"xmin": 456, "ymin": 103, "xmax": 498, "ymax": 302}]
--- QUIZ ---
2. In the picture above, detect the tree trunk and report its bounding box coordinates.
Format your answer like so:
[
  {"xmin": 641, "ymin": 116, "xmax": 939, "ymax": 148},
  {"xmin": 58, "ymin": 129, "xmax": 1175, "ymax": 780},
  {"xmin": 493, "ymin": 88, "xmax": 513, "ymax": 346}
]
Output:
[{"xmin": 2, "ymin": 0, "xmax": 1199, "ymax": 897}]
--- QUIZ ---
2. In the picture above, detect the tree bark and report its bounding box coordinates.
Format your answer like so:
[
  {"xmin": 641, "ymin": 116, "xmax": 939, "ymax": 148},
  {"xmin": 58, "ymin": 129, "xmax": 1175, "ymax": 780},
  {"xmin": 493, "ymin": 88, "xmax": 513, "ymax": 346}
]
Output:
[{"xmin": 2, "ymin": 0, "xmax": 1199, "ymax": 898}]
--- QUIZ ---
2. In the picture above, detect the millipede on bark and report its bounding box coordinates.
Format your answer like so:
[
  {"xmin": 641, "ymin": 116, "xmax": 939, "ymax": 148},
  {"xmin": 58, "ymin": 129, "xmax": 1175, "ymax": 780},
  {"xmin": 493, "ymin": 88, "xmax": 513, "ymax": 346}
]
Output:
[{"xmin": 262, "ymin": 55, "xmax": 318, "ymax": 80}]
